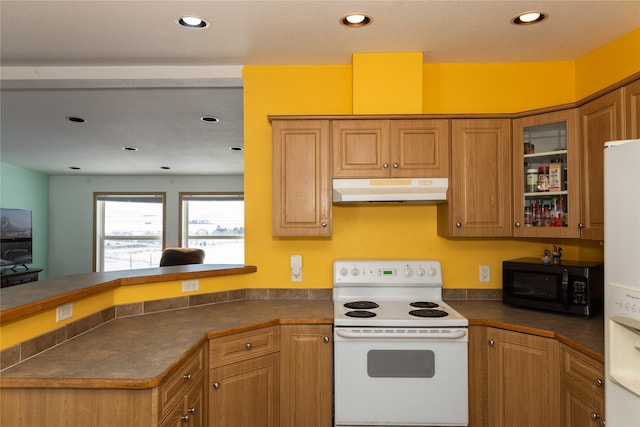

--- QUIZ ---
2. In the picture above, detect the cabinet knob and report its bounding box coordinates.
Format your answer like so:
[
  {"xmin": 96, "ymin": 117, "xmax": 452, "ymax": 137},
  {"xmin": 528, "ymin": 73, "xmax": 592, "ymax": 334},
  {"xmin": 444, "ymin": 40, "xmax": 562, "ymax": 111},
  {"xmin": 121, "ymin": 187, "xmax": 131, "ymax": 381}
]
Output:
[
  {"xmin": 181, "ymin": 414, "xmax": 190, "ymax": 422},
  {"xmin": 393, "ymin": 163, "xmax": 399, "ymax": 168},
  {"xmin": 383, "ymin": 163, "xmax": 389, "ymax": 168},
  {"xmin": 323, "ymin": 336, "xmax": 330, "ymax": 343},
  {"xmin": 187, "ymin": 407, "xmax": 196, "ymax": 414},
  {"xmin": 578, "ymin": 223, "xmax": 585, "ymax": 229},
  {"xmin": 183, "ymin": 373, "xmax": 192, "ymax": 381},
  {"xmin": 515, "ymin": 222, "xmax": 521, "ymax": 228},
  {"xmin": 321, "ymin": 221, "xmax": 328, "ymax": 228},
  {"xmin": 245, "ymin": 343, "xmax": 252, "ymax": 350},
  {"xmin": 595, "ymin": 378, "xmax": 604, "ymax": 387},
  {"xmin": 213, "ymin": 381, "xmax": 220, "ymax": 389},
  {"xmin": 591, "ymin": 412, "xmax": 601, "ymax": 420},
  {"xmin": 456, "ymin": 222, "xmax": 462, "ymax": 228},
  {"xmin": 488, "ymin": 339, "xmax": 495, "ymax": 346}
]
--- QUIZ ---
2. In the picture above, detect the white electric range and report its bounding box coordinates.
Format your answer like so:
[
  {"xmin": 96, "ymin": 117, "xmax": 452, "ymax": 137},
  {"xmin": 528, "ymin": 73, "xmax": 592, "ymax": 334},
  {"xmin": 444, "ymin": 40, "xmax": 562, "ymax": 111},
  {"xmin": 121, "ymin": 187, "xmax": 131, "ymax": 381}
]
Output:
[{"xmin": 333, "ymin": 259, "xmax": 469, "ymax": 426}]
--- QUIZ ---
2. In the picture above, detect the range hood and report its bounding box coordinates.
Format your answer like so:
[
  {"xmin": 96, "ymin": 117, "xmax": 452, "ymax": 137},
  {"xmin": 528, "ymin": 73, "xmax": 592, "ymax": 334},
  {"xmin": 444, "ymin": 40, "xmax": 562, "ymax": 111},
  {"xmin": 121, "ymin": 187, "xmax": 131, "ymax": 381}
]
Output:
[{"xmin": 332, "ymin": 178, "xmax": 448, "ymax": 204}]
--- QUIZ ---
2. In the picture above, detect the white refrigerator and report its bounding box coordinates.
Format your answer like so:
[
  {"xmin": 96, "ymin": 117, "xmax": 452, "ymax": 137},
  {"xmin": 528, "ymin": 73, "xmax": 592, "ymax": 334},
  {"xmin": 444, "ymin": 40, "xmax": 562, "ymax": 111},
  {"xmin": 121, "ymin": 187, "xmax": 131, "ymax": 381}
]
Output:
[{"xmin": 604, "ymin": 139, "xmax": 640, "ymax": 427}]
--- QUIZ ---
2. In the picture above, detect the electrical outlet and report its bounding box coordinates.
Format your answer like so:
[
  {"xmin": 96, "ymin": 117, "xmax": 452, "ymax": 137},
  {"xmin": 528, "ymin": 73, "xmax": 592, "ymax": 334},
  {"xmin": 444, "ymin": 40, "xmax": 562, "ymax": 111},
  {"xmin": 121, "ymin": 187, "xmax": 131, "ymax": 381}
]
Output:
[
  {"xmin": 479, "ymin": 265, "xmax": 491, "ymax": 282},
  {"xmin": 182, "ymin": 279, "xmax": 199, "ymax": 292},
  {"xmin": 56, "ymin": 303, "xmax": 73, "ymax": 322}
]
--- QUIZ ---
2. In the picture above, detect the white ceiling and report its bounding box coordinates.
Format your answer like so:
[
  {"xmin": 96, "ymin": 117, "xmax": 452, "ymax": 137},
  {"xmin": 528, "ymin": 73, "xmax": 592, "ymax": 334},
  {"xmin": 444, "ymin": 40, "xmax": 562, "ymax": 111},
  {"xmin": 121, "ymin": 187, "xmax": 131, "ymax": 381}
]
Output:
[{"xmin": 1, "ymin": 0, "xmax": 639, "ymax": 175}]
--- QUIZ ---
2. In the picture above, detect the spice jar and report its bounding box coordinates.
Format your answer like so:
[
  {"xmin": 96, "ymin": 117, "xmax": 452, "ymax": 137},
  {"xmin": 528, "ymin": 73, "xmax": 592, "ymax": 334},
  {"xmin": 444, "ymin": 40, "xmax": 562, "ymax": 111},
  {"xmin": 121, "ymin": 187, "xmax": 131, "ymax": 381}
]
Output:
[
  {"xmin": 526, "ymin": 168, "xmax": 538, "ymax": 192},
  {"xmin": 524, "ymin": 205, "xmax": 533, "ymax": 226},
  {"xmin": 537, "ymin": 166, "xmax": 549, "ymax": 192}
]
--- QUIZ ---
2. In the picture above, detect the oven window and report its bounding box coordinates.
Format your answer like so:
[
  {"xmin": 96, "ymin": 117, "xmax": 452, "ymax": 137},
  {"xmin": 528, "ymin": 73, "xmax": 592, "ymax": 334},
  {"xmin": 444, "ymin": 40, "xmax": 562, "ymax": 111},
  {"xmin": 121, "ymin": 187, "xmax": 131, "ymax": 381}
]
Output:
[
  {"xmin": 511, "ymin": 271, "xmax": 559, "ymax": 300},
  {"xmin": 367, "ymin": 350, "xmax": 435, "ymax": 378}
]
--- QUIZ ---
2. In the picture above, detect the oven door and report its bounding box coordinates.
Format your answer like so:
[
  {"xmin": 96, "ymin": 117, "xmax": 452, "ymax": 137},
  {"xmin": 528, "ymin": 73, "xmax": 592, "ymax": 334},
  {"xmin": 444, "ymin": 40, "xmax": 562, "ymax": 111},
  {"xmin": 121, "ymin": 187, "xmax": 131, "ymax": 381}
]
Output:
[{"xmin": 334, "ymin": 327, "xmax": 468, "ymax": 426}]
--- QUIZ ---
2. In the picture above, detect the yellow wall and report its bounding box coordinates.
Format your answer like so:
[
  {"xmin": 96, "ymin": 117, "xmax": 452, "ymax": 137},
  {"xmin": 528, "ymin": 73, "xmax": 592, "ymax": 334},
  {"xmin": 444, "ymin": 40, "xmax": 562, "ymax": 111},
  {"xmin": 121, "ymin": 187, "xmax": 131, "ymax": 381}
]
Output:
[
  {"xmin": 423, "ymin": 62, "xmax": 576, "ymax": 113},
  {"xmin": 576, "ymin": 28, "xmax": 640, "ymax": 99}
]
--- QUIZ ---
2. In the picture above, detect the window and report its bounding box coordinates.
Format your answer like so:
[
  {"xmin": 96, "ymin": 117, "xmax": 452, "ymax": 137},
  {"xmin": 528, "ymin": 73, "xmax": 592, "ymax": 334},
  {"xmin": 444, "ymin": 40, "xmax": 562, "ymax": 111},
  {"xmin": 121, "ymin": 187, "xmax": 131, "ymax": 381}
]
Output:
[
  {"xmin": 180, "ymin": 193, "xmax": 244, "ymax": 264},
  {"xmin": 95, "ymin": 193, "xmax": 165, "ymax": 272}
]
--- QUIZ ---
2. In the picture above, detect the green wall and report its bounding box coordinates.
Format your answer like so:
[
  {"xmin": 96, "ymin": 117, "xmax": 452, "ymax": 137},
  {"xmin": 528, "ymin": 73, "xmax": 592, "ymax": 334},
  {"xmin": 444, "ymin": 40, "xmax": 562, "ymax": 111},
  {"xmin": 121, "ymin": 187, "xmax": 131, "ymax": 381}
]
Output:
[{"xmin": 0, "ymin": 162, "xmax": 49, "ymax": 278}]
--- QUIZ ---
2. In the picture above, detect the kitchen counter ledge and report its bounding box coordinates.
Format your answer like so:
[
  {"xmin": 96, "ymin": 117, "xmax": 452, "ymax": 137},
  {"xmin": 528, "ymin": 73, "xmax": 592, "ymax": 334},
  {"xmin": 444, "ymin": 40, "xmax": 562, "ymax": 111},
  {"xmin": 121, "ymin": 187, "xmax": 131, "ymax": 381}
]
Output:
[{"xmin": 0, "ymin": 264, "xmax": 256, "ymax": 323}]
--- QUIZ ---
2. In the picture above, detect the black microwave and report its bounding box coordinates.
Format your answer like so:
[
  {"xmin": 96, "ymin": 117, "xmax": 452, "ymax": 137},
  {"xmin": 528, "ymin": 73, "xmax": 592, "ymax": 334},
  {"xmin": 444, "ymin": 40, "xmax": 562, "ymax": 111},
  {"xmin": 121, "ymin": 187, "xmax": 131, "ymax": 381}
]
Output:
[{"xmin": 502, "ymin": 258, "xmax": 604, "ymax": 316}]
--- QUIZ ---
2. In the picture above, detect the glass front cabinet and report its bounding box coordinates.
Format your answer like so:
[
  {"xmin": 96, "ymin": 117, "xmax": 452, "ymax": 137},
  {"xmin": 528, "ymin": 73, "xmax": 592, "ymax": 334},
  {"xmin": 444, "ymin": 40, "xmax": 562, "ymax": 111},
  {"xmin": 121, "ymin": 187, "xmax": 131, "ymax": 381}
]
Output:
[{"xmin": 512, "ymin": 109, "xmax": 580, "ymax": 238}]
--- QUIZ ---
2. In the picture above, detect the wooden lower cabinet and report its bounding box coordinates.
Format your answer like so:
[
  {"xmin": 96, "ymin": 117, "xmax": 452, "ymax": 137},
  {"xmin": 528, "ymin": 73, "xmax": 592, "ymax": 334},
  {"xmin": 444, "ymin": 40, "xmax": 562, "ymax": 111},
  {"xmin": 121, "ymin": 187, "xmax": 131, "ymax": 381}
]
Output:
[
  {"xmin": 208, "ymin": 353, "xmax": 280, "ymax": 427},
  {"xmin": 159, "ymin": 382, "xmax": 206, "ymax": 427},
  {"xmin": 469, "ymin": 326, "xmax": 561, "ymax": 427},
  {"xmin": 280, "ymin": 324, "xmax": 333, "ymax": 427},
  {"xmin": 560, "ymin": 344, "xmax": 605, "ymax": 427}
]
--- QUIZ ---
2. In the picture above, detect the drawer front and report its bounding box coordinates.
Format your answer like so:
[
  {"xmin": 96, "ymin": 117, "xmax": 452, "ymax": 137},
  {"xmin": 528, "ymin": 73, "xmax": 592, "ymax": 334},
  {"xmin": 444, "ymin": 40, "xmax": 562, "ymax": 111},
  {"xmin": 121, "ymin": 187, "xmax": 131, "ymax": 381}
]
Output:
[
  {"xmin": 159, "ymin": 344, "xmax": 206, "ymax": 418},
  {"xmin": 561, "ymin": 345, "xmax": 605, "ymax": 396},
  {"xmin": 210, "ymin": 326, "xmax": 280, "ymax": 368}
]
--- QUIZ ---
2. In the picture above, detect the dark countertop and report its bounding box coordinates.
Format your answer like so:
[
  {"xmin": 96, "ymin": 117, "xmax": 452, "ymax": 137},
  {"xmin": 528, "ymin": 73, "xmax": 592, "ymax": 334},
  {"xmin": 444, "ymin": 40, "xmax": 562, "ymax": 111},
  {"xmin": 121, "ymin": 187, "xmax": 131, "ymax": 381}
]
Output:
[
  {"xmin": 0, "ymin": 299, "xmax": 334, "ymax": 389},
  {"xmin": 0, "ymin": 298, "xmax": 604, "ymax": 389},
  {"xmin": 448, "ymin": 300, "xmax": 604, "ymax": 361}
]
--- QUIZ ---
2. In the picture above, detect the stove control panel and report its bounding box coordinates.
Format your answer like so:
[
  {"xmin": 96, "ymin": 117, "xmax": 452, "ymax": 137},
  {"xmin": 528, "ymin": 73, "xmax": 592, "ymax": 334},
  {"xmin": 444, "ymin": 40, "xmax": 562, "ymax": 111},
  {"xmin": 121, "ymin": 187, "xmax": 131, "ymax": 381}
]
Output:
[{"xmin": 334, "ymin": 260, "xmax": 442, "ymax": 285}]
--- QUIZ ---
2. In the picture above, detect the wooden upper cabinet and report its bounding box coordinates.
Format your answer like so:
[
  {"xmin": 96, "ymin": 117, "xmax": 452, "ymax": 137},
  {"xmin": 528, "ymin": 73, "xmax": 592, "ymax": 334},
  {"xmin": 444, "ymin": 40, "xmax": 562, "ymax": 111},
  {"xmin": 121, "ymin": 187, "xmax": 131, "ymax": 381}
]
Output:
[
  {"xmin": 390, "ymin": 120, "xmax": 450, "ymax": 177},
  {"xmin": 512, "ymin": 109, "xmax": 581, "ymax": 239},
  {"xmin": 624, "ymin": 79, "xmax": 640, "ymax": 139},
  {"xmin": 272, "ymin": 120, "xmax": 331, "ymax": 236},
  {"xmin": 438, "ymin": 119, "xmax": 512, "ymax": 237},
  {"xmin": 579, "ymin": 88, "xmax": 624, "ymax": 241},
  {"xmin": 332, "ymin": 119, "xmax": 449, "ymax": 178}
]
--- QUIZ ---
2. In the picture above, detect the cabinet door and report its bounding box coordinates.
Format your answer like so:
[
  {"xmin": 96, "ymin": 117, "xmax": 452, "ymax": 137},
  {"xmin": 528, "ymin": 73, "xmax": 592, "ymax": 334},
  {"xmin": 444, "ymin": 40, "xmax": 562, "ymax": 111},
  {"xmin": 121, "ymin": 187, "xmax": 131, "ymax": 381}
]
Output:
[
  {"xmin": 560, "ymin": 344, "xmax": 605, "ymax": 427},
  {"xmin": 159, "ymin": 384, "xmax": 205, "ymax": 427},
  {"xmin": 562, "ymin": 378, "xmax": 605, "ymax": 427},
  {"xmin": 332, "ymin": 120, "xmax": 390, "ymax": 177},
  {"xmin": 486, "ymin": 328, "xmax": 560, "ymax": 427},
  {"xmin": 468, "ymin": 325, "xmax": 489, "ymax": 427},
  {"xmin": 280, "ymin": 325, "xmax": 332, "ymax": 427},
  {"xmin": 580, "ymin": 88, "xmax": 624, "ymax": 240},
  {"xmin": 272, "ymin": 120, "xmax": 331, "ymax": 236},
  {"xmin": 512, "ymin": 109, "xmax": 580, "ymax": 238},
  {"xmin": 209, "ymin": 353, "xmax": 279, "ymax": 427},
  {"xmin": 624, "ymin": 79, "xmax": 640, "ymax": 139},
  {"xmin": 438, "ymin": 119, "xmax": 512, "ymax": 237},
  {"xmin": 389, "ymin": 119, "xmax": 450, "ymax": 177}
]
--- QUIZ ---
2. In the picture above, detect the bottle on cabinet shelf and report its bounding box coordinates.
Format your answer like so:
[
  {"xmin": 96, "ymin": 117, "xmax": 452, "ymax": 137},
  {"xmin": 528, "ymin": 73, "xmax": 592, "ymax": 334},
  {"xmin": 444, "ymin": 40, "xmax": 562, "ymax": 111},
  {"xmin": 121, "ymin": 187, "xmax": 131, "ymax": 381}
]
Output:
[{"xmin": 548, "ymin": 158, "xmax": 563, "ymax": 191}]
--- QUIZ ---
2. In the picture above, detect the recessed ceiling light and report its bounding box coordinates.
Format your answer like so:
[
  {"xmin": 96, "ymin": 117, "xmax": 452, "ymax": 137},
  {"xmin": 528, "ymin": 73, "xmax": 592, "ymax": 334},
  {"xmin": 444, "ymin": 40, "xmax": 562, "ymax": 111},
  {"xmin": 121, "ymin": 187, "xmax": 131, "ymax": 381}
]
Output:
[
  {"xmin": 177, "ymin": 16, "xmax": 209, "ymax": 29},
  {"xmin": 66, "ymin": 116, "xmax": 85, "ymax": 123},
  {"xmin": 229, "ymin": 147, "xmax": 243, "ymax": 151},
  {"xmin": 122, "ymin": 146, "xmax": 138, "ymax": 151},
  {"xmin": 160, "ymin": 166, "xmax": 171, "ymax": 170},
  {"xmin": 68, "ymin": 166, "xmax": 81, "ymax": 170},
  {"xmin": 512, "ymin": 11, "xmax": 547, "ymax": 25},
  {"xmin": 340, "ymin": 13, "xmax": 372, "ymax": 27},
  {"xmin": 200, "ymin": 115, "xmax": 220, "ymax": 123}
]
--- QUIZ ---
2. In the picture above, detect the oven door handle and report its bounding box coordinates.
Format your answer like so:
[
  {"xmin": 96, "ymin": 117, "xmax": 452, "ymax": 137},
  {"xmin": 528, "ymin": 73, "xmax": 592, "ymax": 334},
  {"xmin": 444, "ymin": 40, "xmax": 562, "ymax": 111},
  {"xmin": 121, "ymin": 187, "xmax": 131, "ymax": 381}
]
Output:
[{"xmin": 335, "ymin": 329, "xmax": 467, "ymax": 339}]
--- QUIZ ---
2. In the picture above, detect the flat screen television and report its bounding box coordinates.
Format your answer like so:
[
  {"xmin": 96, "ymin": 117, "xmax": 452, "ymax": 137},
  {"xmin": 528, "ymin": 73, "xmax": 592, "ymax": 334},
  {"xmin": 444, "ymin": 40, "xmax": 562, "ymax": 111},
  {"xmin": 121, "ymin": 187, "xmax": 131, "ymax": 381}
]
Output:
[{"xmin": 0, "ymin": 208, "xmax": 33, "ymax": 269}]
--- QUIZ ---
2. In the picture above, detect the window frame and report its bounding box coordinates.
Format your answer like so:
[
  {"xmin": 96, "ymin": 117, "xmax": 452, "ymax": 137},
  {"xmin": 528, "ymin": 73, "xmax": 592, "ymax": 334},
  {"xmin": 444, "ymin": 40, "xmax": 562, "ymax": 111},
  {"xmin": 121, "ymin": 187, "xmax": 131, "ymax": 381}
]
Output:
[
  {"xmin": 179, "ymin": 192, "xmax": 245, "ymax": 263},
  {"xmin": 93, "ymin": 192, "xmax": 167, "ymax": 272}
]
